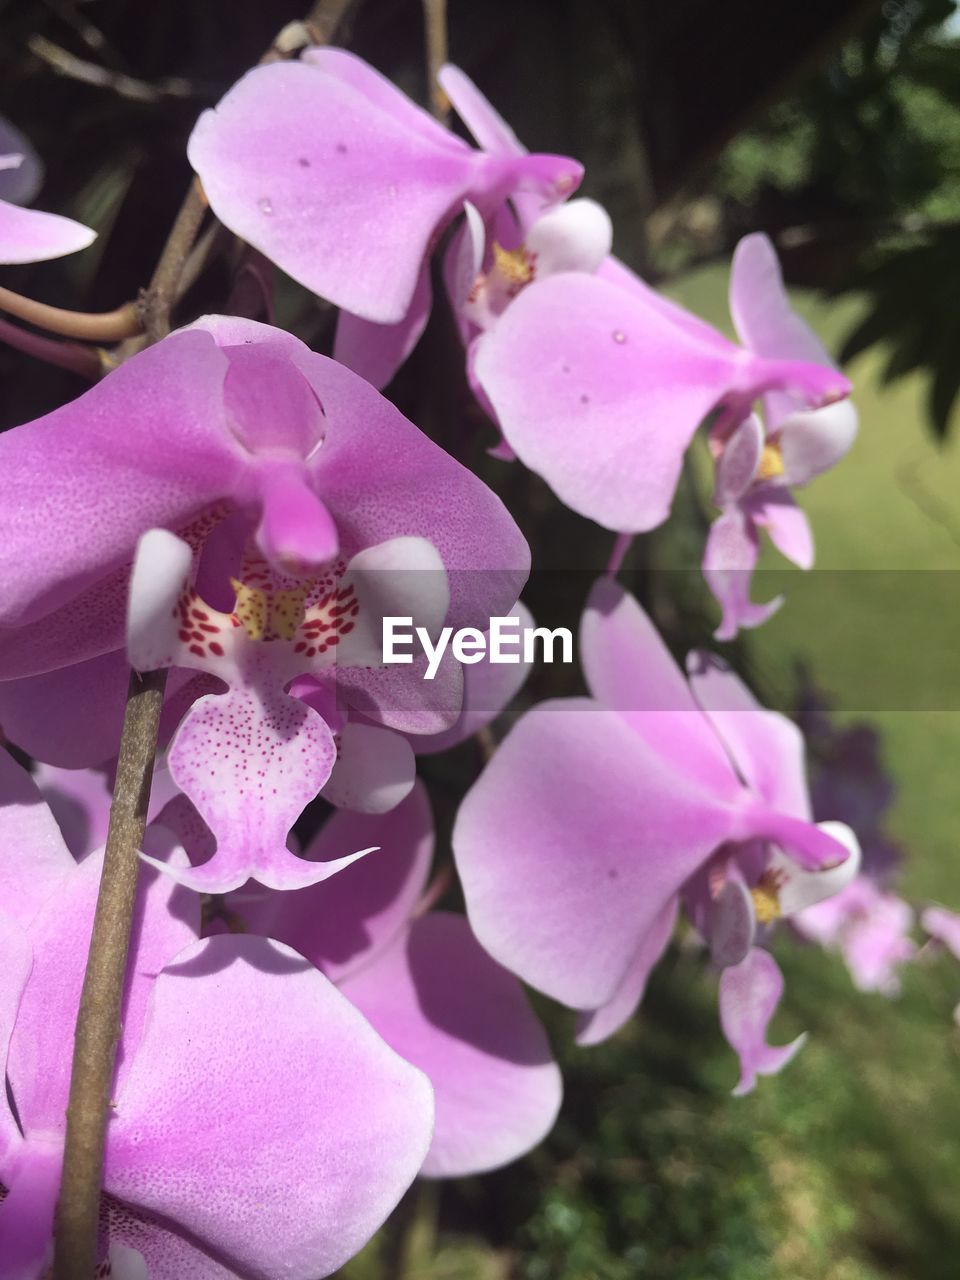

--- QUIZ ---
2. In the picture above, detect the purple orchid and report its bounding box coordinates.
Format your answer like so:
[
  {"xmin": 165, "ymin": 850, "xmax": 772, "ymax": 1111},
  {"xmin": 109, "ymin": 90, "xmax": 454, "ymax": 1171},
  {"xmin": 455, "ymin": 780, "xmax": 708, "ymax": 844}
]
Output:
[
  {"xmin": 0, "ymin": 314, "xmax": 528, "ymax": 892},
  {"xmin": 187, "ymin": 50, "xmax": 582, "ymax": 388},
  {"xmin": 453, "ymin": 577, "xmax": 860, "ymax": 1092},
  {"xmin": 218, "ymin": 782, "xmax": 562, "ymax": 1177},
  {"xmin": 703, "ymin": 234, "xmax": 858, "ymax": 639},
  {"xmin": 0, "ymin": 749, "xmax": 434, "ymax": 1279}
]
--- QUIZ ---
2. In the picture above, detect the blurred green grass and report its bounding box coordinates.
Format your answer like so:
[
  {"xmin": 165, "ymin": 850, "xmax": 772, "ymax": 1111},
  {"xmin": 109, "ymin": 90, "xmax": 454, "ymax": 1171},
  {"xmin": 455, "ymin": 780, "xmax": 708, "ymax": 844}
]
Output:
[{"xmin": 340, "ymin": 274, "xmax": 960, "ymax": 1279}]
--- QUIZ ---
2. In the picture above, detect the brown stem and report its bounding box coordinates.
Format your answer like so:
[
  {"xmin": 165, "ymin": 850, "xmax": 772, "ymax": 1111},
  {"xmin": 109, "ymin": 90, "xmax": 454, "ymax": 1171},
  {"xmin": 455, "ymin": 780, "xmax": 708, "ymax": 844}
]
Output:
[
  {"xmin": 0, "ymin": 285, "xmax": 141, "ymax": 342},
  {"xmin": 421, "ymin": 0, "xmax": 449, "ymax": 122},
  {"xmin": 138, "ymin": 177, "xmax": 208, "ymax": 344},
  {"xmin": 51, "ymin": 4, "xmax": 368, "ymax": 1274},
  {"xmin": 53, "ymin": 669, "xmax": 168, "ymax": 1280}
]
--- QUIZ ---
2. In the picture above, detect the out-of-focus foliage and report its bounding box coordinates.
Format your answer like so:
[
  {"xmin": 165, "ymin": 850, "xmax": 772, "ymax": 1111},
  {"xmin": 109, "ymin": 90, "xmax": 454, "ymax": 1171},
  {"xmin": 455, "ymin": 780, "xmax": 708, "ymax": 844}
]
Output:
[{"xmin": 711, "ymin": 0, "xmax": 960, "ymax": 437}]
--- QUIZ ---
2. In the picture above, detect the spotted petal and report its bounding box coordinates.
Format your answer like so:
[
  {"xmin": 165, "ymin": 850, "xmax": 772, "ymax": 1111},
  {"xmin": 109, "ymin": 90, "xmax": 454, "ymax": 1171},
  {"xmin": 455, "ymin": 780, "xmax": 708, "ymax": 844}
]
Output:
[{"xmin": 155, "ymin": 682, "xmax": 361, "ymax": 892}]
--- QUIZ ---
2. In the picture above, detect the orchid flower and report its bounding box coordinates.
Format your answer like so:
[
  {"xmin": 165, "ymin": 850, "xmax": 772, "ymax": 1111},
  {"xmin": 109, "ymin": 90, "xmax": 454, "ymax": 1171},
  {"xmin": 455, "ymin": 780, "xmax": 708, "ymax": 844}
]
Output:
[
  {"xmin": 468, "ymin": 240, "xmax": 850, "ymax": 538},
  {"xmin": 0, "ymin": 314, "xmax": 528, "ymax": 891},
  {"xmin": 453, "ymin": 578, "xmax": 861, "ymax": 1092},
  {"xmin": 704, "ymin": 234, "xmax": 858, "ymax": 639},
  {"xmin": 0, "ymin": 750, "xmax": 433, "ymax": 1280},
  {"xmin": 794, "ymin": 877, "xmax": 916, "ymax": 996},
  {"xmin": 187, "ymin": 50, "xmax": 582, "ymax": 388},
  {"xmin": 216, "ymin": 782, "xmax": 562, "ymax": 1177}
]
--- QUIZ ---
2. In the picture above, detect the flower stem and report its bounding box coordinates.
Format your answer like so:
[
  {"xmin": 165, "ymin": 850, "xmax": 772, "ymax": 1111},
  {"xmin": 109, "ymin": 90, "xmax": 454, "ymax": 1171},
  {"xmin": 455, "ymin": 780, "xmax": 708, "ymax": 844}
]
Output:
[
  {"xmin": 52, "ymin": 669, "xmax": 168, "ymax": 1280},
  {"xmin": 50, "ymin": 5, "xmax": 367, "ymax": 1274},
  {"xmin": 0, "ymin": 285, "xmax": 141, "ymax": 341},
  {"xmin": 139, "ymin": 177, "xmax": 208, "ymax": 344},
  {"xmin": 422, "ymin": 0, "xmax": 450, "ymax": 121}
]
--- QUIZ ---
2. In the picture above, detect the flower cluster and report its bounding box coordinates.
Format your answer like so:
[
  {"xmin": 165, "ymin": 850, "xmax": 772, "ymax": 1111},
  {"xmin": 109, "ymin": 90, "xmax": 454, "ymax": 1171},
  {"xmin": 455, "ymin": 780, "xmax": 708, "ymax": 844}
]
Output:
[{"xmin": 0, "ymin": 40, "xmax": 929, "ymax": 1280}]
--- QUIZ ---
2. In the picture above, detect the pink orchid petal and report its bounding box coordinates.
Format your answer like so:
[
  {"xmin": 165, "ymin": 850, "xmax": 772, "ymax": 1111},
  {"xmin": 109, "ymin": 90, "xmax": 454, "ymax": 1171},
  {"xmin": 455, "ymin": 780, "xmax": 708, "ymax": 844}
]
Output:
[
  {"xmin": 749, "ymin": 486, "xmax": 814, "ymax": 569},
  {"xmin": 106, "ymin": 1243, "xmax": 149, "ymax": 1280},
  {"xmin": 322, "ymin": 722, "xmax": 416, "ymax": 814},
  {"xmin": 438, "ymin": 65, "xmax": 525, "ymax": 156},
  {"xmin": 729, "ymin": 232, "xmax": 831, "ymax": 368},
  {"xmin": 0, "ymin": 650, "xmax": 129, "ymax": 767},
  {"xmin": 685, "ymin": 651, "xmax": 812, "ymax": 819},
  {"xmin": 35, "ymin": 760, "xmax": 181, "ymax": 862},
  {"xmin": 0, "ymin": 330, "xmax": 240, "ymax": 644},
  {"xmin": 333, "ymin": 646, "xmax": 465, "ymax": 736},
  {"xmin": 0, "ymin": 1137, "xmax": 62, "ymax": 1280},
  {"xmin": 474, "ymin": 271, "xmax": 844, "ymax": 532},
  {"xmin": 702, "ymin": 504, "xmax": 783, "ymax": 642},
  {"xmin": 188, "ymin": 58, "xmax": 483, "ymax": 323},
  {"xmin": 575, "ymin": 897, "xmax": 678, "ymax": 1046},
  {"xmin": 779, "ymin": 399, "xmax": 858, "ymax": 487},
  {"xmin": 106, "ymin": 935, "xmax": 434, "ymax": 1279},
  {"xmin": 598, "ymin": 254, "xmax": 735, "ymax": 352},
  {"xmin": 0, "ymin": 908, "xmax": 32, "ymax": 1167},
  {"xmin": 335, "ymin": 535, "xmax": 449, "ymax": 670},
  {"xmin": 100, "ymin": 1200, "xmax": 238, "ymax": 1280},
  {"xmin": 340, "ymin": 912, "xmax": 561, "ymax": 1177},
  {"xmin": 34, "ymin": 762, "xmax": 113, "ymax": 859},
  {"xmin": 710, "ymin": 875, "xmax": 757, "ymax": 969},
  {"xmin": 729, "ymin": 232, "xmax": 848, "ymax": 430},
  {"xmin": 160, "ymin": 682, "xmax": 349, "ymax": 892},
  {"xmin": 842, "ymin": 905, "xmax": 916, "ymax": 995},
  {"xmin": 525, "ymin": 198, "xmax": 613, "ymax": 276},
  {"xmin": 718, "ymin": 947, "xmax": 806, "ymax": 1095},
  {"xmin": 453, "ymin": 698, "xmax": 744, "ymax": 1010},
  {"xmin": 302, "ymin": 47, "xmax": 458, "ymax": 142},
  {"xmin": 0, "ymin": 195, "xmax": 94, "ymax": 264},
  {"xmin": 713, "ymin": 414, "xmax": 763, "ymax": 505},
  {"xmin": 581, "ymin": 578, "xmax": 740, "ymax": 795},
  {"xmin": 772, "ymin": 822, "xmax": 862, "ymax": 915},
  {"xmin": 252, "ymin": 462, "xmax": 340, "ymax": 574},
  {"xmin": 737, "ymin": 807, "xmax": 852, "ymax": 874},
  {"xmin": 334, "ymin": 262, "xmax": 433, "ymax": 390},
  {"xmin": 7, "ymin": 845, "xmax": 197, "ymax": 1132},
  {"xmin": 923, "ymin": 905, "xmax": 960, "ymax": 961},
  {"xmin": 0, "ymin": 751, "xmax": 75, "ymax": 930},
  {"xmin": 410, "ymin": 602, "xmax": 534, "ymax": 754},
  {"xmin": 222, "ymin": 345, "xmax": 325, "ymax": 455},
  {"xmin": 128, "ymin": 529, "xmax": 196, "ymax": 672},
  {"xmin": 445, "ymin": 202, "xmax": 486, "ymax": 318},
  {"xmin": 234, "ymin": 782, "xmax": 433, "ymax": 983}
]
